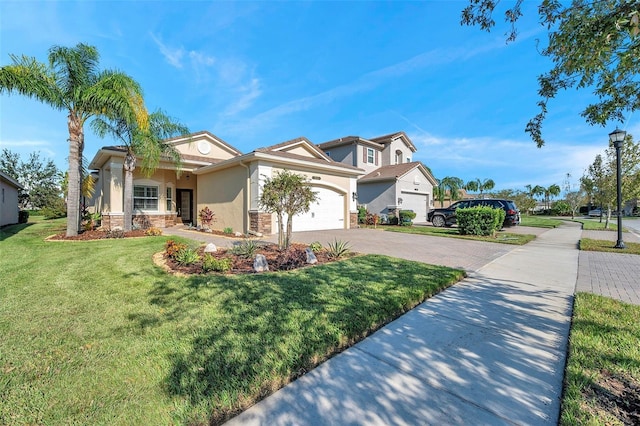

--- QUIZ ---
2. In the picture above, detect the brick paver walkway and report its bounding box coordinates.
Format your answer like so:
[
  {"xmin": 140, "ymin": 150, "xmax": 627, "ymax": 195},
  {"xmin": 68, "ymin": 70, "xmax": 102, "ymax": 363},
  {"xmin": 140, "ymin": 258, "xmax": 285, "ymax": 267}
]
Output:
[{"xmin": 577, "ymin": 229, "xmax": 640, "ymax": 305}]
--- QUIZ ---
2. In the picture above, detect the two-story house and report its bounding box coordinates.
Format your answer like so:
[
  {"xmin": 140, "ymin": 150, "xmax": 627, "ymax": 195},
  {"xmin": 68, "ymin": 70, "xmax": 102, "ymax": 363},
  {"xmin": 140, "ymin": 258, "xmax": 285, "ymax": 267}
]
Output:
[{"xmin": 317, "ymin": 132, "xmax": 437, "ymax": 222}]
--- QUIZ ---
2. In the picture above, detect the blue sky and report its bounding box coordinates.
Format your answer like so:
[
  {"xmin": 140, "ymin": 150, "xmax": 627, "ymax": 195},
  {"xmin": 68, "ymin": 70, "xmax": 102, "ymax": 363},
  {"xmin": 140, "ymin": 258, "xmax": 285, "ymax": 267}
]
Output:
[{"xmin": 1, "ymin": 1, "xmax": 635, "ymax": 192}]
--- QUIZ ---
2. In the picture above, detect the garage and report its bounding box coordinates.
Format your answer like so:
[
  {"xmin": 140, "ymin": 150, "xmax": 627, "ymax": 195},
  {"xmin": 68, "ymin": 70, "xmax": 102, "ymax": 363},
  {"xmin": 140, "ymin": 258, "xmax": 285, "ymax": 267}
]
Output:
[
  {"xmin": 400, "ymin": 191, "xmax": 429, "ymax": 223},
  {"xmin": 292, "ymin": 186, "xmax": 345, "ymax": 232}
]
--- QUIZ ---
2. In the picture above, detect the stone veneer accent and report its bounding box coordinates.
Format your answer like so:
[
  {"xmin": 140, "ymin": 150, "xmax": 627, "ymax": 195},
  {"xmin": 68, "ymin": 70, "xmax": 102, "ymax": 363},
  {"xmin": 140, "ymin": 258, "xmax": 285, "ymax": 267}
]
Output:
[
  {"xmin": 249, "ymin": 211, "xmax": 272, "ymax": 235},
  {"xmin": 102, "ymin": 213, "xmax": 177, "ymax": 230},
  {"xmin": 349, "ymin": 212, "xmax": 358, "ymax": 229}
]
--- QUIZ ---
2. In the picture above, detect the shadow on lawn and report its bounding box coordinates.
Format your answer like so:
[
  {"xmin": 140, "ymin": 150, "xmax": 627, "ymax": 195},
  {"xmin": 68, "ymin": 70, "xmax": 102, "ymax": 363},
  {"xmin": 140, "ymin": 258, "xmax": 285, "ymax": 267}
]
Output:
[{"xmin": 142, "ymin": 255, "xmax": 463, "ymax": 425}]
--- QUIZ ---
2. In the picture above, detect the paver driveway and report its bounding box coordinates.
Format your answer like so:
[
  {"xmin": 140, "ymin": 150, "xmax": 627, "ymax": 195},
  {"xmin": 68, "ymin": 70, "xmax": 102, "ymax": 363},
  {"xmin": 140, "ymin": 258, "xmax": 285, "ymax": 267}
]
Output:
[{"xmin": 165, "ymin": 225, "xmax": 547, "ymax": 273}]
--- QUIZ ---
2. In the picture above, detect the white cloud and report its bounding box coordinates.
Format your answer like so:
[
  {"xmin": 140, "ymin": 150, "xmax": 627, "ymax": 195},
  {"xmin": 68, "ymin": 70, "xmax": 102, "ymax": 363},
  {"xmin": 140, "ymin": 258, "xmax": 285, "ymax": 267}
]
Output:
[
  {"xmin": 222, "ymin": 78, "xmax": 262, "ymax": 117},
  {"xmin": 150, "ymin": 33, "xmax": 185, "ymax": 68}
]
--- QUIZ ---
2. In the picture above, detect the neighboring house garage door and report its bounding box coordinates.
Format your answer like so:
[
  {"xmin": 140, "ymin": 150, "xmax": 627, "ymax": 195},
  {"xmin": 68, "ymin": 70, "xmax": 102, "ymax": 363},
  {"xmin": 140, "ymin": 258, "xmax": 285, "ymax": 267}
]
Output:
[
  {"xmin": 400, "ymin": 192, "xmax": 428, "ymax": 222},
  {"xmin": 292, "ymin": 187, "xmax": 345, "ymax": 232}
]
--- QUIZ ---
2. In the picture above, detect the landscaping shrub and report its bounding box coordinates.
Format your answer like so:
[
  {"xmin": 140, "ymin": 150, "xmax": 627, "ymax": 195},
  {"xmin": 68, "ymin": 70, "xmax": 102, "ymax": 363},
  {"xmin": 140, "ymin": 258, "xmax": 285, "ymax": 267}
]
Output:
[
  {"xmin": 144, "ymin": 227, "xmax": 163, "ymax": 236},
  {"xmin": 41, "ymin": 198, "xmax": 67, "ymax": 220},
  {"xmin": 326, "ymin": 239, "xmax": 351, "ymax": 259},
  {"xmin": 165, "ymin": 240, "xmax": 188, "ymax": 259},
  {"xmin": 198, "ymin": 206, "xmax": 216, "ymax": 228},
  {"xmin": 223, "ymin": 227, "xmax": 233, "ymax": 234},
  {"xmin": 18, "ymin": 210, "xmax": 29, "ymax": 223},
  {"xmin": 366, "ymin": 212, "xmax": 380, "ymax": 227},
  {"xmin": 230, "ymin": 239, "xmax": 259, "ymax": 258},
  {"xmin": 357, "ymin": 206, "xmax": 367, "ymax": 224},
  {"xmin": 456, "ymin": 206, "xmax": 504, "ymax": 236},
  {"xmin": 399, "ymin": 210, "xmax": 416, "ymax": 226},
  {"xmin": 202, "ymin": 254, "xmax": 232, "ymax": 273},
  {"xmin": 309, "ymin": 241, "xmax": 323, "ymax": 253},
  {"xmin": 174, "ymin": 248, "xmax": 200, "ymax": 266}
]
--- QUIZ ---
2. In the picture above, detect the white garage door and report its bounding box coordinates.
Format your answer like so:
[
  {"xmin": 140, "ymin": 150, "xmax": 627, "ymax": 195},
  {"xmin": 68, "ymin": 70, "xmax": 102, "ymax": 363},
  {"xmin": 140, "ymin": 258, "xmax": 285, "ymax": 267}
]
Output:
[
  {"xmin": 292, "ymin": 187, "xmax": 345, "ymax": 232},
  {"xmin": 400, "ymin": 192, "xmax": 428, "ymax": 223}
]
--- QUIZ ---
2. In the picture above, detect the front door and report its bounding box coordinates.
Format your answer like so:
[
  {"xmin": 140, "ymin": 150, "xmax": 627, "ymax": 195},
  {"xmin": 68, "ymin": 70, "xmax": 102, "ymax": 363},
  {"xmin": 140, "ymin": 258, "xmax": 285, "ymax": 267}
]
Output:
[{"xmin": 176, "ymin": 189, "xmax": 193, "ymax": 225}]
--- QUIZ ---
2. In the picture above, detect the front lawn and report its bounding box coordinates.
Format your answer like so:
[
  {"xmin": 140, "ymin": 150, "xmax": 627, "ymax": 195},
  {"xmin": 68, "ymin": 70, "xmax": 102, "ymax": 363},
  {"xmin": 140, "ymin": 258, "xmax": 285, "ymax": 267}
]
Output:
[
  {"xmin": 382, "ymin": 225, "xmax": 535, "ymax": 245},
  {"xmin": 561, "ymin": 293, "xmax": 640, "ymax": 425},
  {"xmin": 579, "ymin": 238, "xmax": 640, "ymax": 255},
  {"xmin": 519, "ymin": 215, "xmax": 564, "ymax": 228},
  {"xmin": 0, "ymin": 219, "xmax": 464, "ymax": 425}
]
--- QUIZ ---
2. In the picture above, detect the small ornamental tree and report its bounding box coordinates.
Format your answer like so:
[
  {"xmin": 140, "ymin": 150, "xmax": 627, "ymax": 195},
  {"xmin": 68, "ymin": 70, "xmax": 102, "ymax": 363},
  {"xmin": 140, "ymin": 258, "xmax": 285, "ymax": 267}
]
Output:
[{"xmin": 259, "ymin": 170, "xmax": 318, "ymax": 250}]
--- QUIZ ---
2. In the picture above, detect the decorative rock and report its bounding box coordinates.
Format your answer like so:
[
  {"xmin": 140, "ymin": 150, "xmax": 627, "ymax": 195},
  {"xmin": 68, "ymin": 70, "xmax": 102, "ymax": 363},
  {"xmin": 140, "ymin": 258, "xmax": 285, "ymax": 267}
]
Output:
[
  {"xmin": 235, "ymin": 231, "xmax": 243, "ymax": 237},
  {"xmin": 204, "ymin": 243, "xmax": 217, "ymax": 253},
  {"xmin": 253, "ymin": 254, "xmax": 269, "ymax": 272},
  {"xmin": 305, "ymin": 248, "xmax": 318, "ymax": 264}
]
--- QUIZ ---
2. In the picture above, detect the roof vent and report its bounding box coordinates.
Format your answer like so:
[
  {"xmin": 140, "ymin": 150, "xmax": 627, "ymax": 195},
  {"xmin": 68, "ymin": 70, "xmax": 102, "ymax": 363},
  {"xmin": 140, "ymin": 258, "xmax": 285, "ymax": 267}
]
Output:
[{"xmin": 376, "ymin": 171, "xmax": 381, "ymax": 176}]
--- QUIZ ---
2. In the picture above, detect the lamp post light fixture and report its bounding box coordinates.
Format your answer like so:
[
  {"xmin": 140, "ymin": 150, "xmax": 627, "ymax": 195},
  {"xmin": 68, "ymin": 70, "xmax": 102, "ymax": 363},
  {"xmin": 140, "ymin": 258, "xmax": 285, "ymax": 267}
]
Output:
[{"xmin": 609, "ymin": 128, "xmax": 626, "ymax": 249}]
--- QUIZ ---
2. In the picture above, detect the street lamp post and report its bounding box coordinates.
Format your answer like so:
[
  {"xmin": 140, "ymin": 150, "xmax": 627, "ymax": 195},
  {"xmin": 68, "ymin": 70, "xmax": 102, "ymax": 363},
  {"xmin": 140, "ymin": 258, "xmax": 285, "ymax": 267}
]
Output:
[{"xmin": 609, "ymin": 128, "xmax": 626, "ymax": 249}]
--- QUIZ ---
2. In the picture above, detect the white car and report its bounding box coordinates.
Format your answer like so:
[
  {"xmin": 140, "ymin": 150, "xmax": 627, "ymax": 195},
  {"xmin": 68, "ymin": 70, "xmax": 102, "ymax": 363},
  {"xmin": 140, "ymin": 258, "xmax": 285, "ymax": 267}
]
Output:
[{"xmin": 588, "ymin": 208, "xmax": 602, "ymax": 217}]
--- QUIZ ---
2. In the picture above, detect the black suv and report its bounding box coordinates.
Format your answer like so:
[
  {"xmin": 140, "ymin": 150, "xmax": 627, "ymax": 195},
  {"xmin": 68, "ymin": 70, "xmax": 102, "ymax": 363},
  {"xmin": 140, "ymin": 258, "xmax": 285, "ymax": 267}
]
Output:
[{"xmin": 428, "ymin": 199, "xmax": 520, "ymax": 228}]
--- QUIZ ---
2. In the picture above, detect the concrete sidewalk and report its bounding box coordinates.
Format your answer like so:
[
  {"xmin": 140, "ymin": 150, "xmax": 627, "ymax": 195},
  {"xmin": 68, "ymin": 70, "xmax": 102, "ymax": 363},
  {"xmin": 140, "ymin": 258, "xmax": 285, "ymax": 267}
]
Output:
[{"xmin": 223, "ymin": 223, "xmax": 582, "ymax": 425}]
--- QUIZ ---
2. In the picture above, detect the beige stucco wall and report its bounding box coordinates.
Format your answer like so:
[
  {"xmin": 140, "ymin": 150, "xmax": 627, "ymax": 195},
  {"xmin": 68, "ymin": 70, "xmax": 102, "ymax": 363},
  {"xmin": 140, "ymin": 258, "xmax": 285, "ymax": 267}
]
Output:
[
  {"xmin": 196, "ymin": 165, "xmax": 247, "ymax": 233},
  {"xmin": 96, "ymin": 158, "xmax": 188, "ymax": 216},
  {"xmin": 174, "ymin": 134, "xmax": 239, "ymax": 161},
  {"xmin": 0, "ymin": 179, "xmax": 20, "ymax": 226}
]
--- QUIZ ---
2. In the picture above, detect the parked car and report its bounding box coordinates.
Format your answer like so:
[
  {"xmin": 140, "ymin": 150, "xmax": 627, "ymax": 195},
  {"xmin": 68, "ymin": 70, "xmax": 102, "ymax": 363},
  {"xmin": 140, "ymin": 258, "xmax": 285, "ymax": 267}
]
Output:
[
  {"xmin": 588, "ymin": 208, "xmax": 602, "ymax": 217},
  {"xmin": 427, "ymin": 199, "xmax": 521, "ymax": 228}
]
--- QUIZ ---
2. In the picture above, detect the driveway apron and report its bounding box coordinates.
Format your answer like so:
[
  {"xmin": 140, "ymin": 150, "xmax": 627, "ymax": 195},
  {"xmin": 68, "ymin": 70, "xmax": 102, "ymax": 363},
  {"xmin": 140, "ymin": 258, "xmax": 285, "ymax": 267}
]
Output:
[{"xmin": 222, "ymin": 223, "xmax": 582, "ymax": 425}]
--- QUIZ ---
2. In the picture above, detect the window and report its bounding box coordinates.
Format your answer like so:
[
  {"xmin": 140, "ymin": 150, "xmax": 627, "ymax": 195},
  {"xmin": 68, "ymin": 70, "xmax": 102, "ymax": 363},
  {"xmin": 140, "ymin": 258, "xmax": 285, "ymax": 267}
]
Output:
[
  {"xmin": 367, "ymin": 148, "xmax": 375, "ymax": 164},
  {"xmin": 166, "ymin": 187, "xmax": 172, "ymax": 211},
  {"xmin": 134, "ymin": 186, "xmax": 158, "ymax": 210},
  {"xmin": 395, "ymin": 150, "xmax": 402, "ymax": 165}
]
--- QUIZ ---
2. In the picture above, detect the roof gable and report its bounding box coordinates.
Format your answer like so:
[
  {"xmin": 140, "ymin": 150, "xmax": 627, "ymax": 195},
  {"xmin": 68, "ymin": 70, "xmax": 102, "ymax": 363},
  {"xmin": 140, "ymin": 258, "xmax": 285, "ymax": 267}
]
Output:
[
  {"xmin": 359, "ymin": 161, "xmax": 437, "ymax": 185},
  {"xmin": 257, "ymin": 137, "xmax": 332, "ymax": 162},
  {"xmin": 169, "ymin": 131, "xmax": 242, "ymax": 159},
  {"xmin": 317, "ymin": 136, "xmax": 384, "ymax": 151},
  {"xmin": 369, "ymin": 131, "xmax": 417, "ymax": 152}
]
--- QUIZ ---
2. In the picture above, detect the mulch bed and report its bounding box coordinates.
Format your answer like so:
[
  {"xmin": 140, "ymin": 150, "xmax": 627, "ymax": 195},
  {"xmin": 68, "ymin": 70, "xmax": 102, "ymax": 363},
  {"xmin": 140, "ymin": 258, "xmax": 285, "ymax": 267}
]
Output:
[
  {"xmin": 48, "ymin": 229, "xmax": 147, "ymax": 240},
  {"xmin": 584, "ymin": 369, "xmax": 640, "ymax": 425},
  {"xmin": 47, "ymin": 229, "xmax": 337, "ymax": 274},
  {"xmin": 164, "ymin": 243, "xmax": 335, "ymax": 275}
]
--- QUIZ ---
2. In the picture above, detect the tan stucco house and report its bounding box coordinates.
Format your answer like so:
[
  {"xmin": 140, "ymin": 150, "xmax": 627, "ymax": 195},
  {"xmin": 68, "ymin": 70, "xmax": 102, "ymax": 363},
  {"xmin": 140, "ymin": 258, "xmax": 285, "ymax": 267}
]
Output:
[
  {"xmin": 318, "ymin": 132, "xmax": 438, "ymax": 222},
  {"xmin": 0, "ymin": 170, "xmax": 23, "ymax": 227},
  {"xmin": 88, "ymin": 131, "xmax": 242, "ymax": 230},
  {"xmin": 88, "ymin": 132, "xmax": 363, "ymax": 234}
]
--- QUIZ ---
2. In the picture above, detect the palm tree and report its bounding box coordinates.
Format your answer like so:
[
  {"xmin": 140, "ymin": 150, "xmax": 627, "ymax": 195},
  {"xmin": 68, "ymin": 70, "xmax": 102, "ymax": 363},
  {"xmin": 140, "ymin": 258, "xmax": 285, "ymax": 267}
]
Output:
[
  {"xmin": 92, "ymin": 110, "xmax": 189, "ymax": 231},
  {"xmin": 543, "ymin": 184, "xmax": 562, "ymax": 210},
  {"xmin": 440, "ymin": 176, "xmax": 465, "ymax": 205},
  {"xmin": 466, "ymin": 178, "xmax": 495, "ymax": 198},
  {"xmin": 525, "ymin": 184, "xmax": 545, "ymax": 214},
  {"xmin": 0, "ymin": 43, "xmax": 146, "ymax": 236},
  {"xmin": 433, "ymin": 185, "xmax": 447, "ymax": 207}
]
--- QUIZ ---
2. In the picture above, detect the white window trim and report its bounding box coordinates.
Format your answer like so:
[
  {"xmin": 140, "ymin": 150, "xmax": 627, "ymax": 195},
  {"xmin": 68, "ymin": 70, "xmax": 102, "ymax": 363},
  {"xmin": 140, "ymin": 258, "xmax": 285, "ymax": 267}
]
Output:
[
  {"xmin": 134, "ymin": 185, "xmax": 159, "ymax": 211},
  {"xmin": 367, "ymin": 148, "xmax": 375, "ymax": 164}
]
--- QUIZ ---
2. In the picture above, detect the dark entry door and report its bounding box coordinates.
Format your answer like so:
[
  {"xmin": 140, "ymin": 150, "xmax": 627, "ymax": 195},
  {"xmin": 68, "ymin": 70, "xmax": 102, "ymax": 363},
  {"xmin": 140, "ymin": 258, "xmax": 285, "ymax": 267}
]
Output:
[{"xmin": 176, "ymin": 189, "xmax": 194, "ymax": 225}]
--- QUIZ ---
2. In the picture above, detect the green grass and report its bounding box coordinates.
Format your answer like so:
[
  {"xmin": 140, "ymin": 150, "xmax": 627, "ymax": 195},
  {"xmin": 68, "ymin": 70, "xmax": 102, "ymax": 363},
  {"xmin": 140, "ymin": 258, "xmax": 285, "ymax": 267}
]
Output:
[
  {"xmin": 579, "ymin": 238, "xmax": 640, "ymax": 255},
  {"xmin": 560, "ymin": 293, "xmax": 640, "ymax": 425},
  {"xmin": 381, "ymin": 225, "xmax": 535, "ymax": 245},
  {"xmin": 0, "ymin": 218, "xmax": 464, "ymax": 425},
  {"xmin": 519, "ymin": 215, "xmax": 564, "ymax": 228},
  {"xmin": 571, "ymin": 217, "xmax": 621, "ymax": 231}
]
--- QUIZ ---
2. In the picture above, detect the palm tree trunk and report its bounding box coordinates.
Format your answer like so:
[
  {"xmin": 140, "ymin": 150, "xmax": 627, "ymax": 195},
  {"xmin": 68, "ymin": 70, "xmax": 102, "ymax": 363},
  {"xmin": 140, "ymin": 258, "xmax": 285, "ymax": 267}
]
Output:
[
  {"xmin": 66, "ymin": 112, "xmax": 83, "ymax": 237},
  {"xmin": 123, "ymin": 152, "xmax": 136, "ymax": 232}
]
